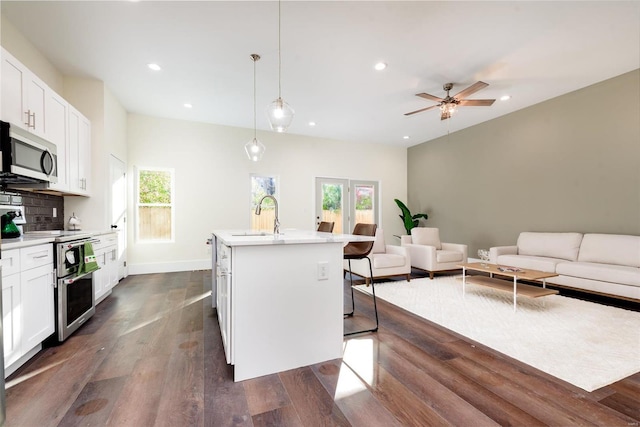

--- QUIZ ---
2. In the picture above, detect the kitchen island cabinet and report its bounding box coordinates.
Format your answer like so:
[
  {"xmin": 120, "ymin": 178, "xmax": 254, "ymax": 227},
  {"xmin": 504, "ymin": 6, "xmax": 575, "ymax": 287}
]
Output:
[{"xmin": 211, "ymin": 229, "xmax": 374, "ymax": 382}]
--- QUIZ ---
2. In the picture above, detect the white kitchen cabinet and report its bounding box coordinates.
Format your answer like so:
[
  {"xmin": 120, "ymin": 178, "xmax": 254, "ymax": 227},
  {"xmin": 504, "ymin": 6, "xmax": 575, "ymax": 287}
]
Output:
[
  {"xmin": 1, "ymin": 47, "xmax": 48, "ymax": 138},
  {"xmin": 2, "ymin": 272, "xmax": 22, "ymax": 367},
  {"xmin": 1, "ymin": 244, "xmax": 54, "ymax": 376},
  {"xmin": 46, "ymin": 91, "xmax": 69, "ymax": 192},
  {"xmin": 92, "ymin": 233, "xmax": 118, "ymax": 303},
  {"xmin": 215, "ymin": 241, "xmax": 233, "ymax": 363},
  {"xmin": 21, "ymin": 264, "xmax": 55, "ymax": 352},
  {"xmin": 68, "ymin": 106, "xmax": 91, "ymax": 195}
]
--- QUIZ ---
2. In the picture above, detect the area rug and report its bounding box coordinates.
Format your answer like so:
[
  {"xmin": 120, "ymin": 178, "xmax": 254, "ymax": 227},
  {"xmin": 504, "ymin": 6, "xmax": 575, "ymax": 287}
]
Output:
[{"xmin": 354, "ymin": 276, "xmax": 640, "ymax": 392}]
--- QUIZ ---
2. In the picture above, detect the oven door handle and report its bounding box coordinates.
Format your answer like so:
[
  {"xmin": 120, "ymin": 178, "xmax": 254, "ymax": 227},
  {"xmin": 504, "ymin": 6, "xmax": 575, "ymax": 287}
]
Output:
[{"xmin": 63, "ymin": 270, "xmax": 94, "ymax": 285}]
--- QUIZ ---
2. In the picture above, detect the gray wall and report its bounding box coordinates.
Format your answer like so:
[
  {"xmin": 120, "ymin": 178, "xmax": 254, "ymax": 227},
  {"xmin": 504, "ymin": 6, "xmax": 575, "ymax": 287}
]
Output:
[{"xmin": 407, "ymin": 69, "xmax": 640, "ymax": 255}]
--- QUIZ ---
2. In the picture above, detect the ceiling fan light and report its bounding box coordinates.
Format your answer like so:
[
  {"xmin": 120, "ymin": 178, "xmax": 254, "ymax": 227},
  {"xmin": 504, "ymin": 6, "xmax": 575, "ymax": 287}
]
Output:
[
  {"xmin": 245, "ymin": 138, "xmax": 266, "ymax": 162},
  {"xmin": 440, "ymin": 103, "xmax": 457, "ymax": 115},
  {"xmin": 266, "ymin": 97, "xmax": 294, "ymax": 132}
]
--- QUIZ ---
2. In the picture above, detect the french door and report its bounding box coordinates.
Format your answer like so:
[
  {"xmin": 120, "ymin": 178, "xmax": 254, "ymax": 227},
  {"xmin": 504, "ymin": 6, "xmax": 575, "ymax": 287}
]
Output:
[{"xmin": 315, "ymin": 177, "xmax": 379, "ymax": 234}]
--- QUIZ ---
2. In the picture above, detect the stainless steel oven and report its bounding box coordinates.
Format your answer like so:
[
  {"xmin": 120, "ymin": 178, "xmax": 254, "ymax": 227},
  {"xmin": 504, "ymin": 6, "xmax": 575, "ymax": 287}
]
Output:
[{"xmin": 54, "ymin": 237, "xmax": 97, "ymax": 342}]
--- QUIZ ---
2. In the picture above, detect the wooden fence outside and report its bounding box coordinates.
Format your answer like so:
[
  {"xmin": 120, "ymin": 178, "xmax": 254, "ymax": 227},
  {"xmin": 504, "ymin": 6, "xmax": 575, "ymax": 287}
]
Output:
[
  {"xmin": 250, "ymin": 209, "xmax": 373, "ymax": 234},
  {"xmin": 138, "ymin": 206, "xmax": 172, "ymax": 240}
]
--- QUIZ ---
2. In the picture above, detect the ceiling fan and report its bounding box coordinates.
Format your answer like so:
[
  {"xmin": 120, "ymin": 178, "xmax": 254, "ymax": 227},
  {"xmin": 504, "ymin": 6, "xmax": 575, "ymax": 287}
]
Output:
[{"xmin": 405, "ymin": 81, "xmax": 495, "ymax": 120}]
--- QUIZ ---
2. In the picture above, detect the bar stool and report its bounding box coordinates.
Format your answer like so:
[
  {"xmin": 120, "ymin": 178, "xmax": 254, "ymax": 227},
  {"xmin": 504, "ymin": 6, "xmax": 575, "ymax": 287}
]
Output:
[
  {"xmin": 317, "ymin": 221, "xmax": 335, "ymax": 232},
  {"xmin": 343, "ymin": 223, "xmax": 378, "ymax": 336}
]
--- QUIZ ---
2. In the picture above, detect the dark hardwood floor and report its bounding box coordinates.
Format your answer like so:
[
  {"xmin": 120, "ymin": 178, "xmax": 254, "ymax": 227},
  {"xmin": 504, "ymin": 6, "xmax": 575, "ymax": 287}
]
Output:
[{"xmin": 5, "ymin": 270, "xmax": 639, "ymax": 426}]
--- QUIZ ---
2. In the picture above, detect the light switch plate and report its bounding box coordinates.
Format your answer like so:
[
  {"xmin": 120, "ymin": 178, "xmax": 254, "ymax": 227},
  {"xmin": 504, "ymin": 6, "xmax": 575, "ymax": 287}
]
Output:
[{"xmin": 317, "ymin": 261, "xmax": 329, "ymax": 280}]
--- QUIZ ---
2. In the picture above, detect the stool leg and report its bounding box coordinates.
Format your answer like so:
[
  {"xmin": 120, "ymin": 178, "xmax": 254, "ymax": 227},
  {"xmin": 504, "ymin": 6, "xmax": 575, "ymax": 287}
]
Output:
[
  {"xmin": 344, "ymin": 259, "xmax": 355, "ymax": 317},
  {"xmin": 344, "ymin": 256, "xmax": 378, "ymax": 336}
]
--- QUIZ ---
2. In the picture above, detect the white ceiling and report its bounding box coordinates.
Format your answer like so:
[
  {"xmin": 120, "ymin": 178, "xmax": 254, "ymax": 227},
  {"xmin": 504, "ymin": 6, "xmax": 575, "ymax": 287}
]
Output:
[{"xmin": 2, "ymin": 1, "xmax": 639, "ymax": 147}]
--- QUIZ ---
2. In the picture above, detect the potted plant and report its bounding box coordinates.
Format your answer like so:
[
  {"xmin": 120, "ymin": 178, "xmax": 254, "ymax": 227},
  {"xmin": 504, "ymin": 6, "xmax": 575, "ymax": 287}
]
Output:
[{"xmin": 394, "ymin": 199, "xmax": 428, "ymax": 235}]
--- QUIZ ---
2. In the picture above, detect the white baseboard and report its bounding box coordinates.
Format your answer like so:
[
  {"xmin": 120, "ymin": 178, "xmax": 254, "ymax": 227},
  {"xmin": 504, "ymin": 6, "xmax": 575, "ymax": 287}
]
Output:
[{"xmin": 128, "ymin": 259, "xmax": 211, "ymax": 275}]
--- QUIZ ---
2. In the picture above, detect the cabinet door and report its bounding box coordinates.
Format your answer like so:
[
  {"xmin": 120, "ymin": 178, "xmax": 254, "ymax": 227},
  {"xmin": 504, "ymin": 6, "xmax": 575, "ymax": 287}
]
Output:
[
  {"xmin": 46, "ymin": 91, "xmax": 69, "ymax": 192},
  {"xmin": 94, "ymin": 252, "xmax": 107, "ymax": 302},
  {"xmin": 108, "ymin": 247, "xmax": 119, "ymax": 289},
  {"xmin": 2, "ymin": 273, "xmax": 22, "ymax": 368},
  {"xmin": 1, "ymin": 49, "xmax": 27, "ymax": 127},
  {"xmin": 25, "ymin": 76, "xmax": 47, "ymax": 137},
  {"xmin": 68, "ymin": 106, "xmax": 91, "ymax": 195},
  {"xmin": 21, "ymin": 264, "xmax": 55, "ymax": 353}
]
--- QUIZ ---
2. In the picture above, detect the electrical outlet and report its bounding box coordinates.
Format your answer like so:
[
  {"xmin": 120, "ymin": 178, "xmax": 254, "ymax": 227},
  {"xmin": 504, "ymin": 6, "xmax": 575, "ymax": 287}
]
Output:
[{"xmin": 317, "ymin": 261, "xmax": 329, "ymax": 280}]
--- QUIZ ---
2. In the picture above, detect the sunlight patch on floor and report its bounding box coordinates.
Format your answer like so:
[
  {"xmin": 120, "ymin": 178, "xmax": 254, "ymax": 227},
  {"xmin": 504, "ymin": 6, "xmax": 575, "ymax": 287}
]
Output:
[
  {"xmin": 5, "ymin": 358, "xmax": 70, "ymax": 389},
  {"xmin": 121, "ymin": 290, "xmax": 211, "ymax": 335},
  {"xmin": 335, "ymin": 338, "xmax": 376, "ymax": 400}
]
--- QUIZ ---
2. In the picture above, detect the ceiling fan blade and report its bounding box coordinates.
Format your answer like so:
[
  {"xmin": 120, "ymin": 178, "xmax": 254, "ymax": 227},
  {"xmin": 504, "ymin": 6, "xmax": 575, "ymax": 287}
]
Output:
[
  {"xmin": 416, "ymin": 92, "xmax": 443, "ymax": 102},
  {"xmin": 404, "ymin": 104, "xmax": 440, "ymax": 116},
  {"xmin": 453, "ymin": 81, "xmax": 489, "ymax": 100},
  {"xmin": 458, "ymin": 99, "xmax": 496, "ymax": 106}
]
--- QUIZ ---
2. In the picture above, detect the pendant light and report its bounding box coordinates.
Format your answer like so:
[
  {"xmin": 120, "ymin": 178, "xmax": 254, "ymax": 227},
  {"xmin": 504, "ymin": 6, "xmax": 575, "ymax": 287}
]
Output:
[
  {"xmin": 266, "ymin": 0, "xmax": 294, "ymax": 132},
  {"xmin": 245, "ymin": 54, "xmax": 266, "ymax": 162}
]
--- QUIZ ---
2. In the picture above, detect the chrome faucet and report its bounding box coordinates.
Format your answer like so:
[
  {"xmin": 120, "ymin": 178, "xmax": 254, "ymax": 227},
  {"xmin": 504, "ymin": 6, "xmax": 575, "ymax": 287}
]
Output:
[{"xmin": 255, "ymin": 195, "xmax": 280, "ymax": 235}]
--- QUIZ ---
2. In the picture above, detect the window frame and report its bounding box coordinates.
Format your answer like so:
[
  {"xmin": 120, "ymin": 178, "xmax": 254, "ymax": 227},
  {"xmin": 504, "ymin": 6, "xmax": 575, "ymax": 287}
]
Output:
[
  {"xmin": 250, "ymin": 173, "xmax": 279, "ymax": 230},
  {"xmin": 135, "ymin": 166, "xmax": 175, "ymax": 243}
]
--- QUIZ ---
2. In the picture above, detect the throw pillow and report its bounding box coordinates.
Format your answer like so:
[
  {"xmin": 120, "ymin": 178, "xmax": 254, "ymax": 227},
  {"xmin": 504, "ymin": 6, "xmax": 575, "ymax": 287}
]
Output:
[{"xmin": 412, "ymin": 227, "xmax": 442, "ymax": 249}]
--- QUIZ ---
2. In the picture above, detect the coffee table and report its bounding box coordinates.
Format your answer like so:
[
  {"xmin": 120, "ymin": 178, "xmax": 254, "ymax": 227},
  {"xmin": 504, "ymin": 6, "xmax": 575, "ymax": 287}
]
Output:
[{"xmin": 458, "ymin": 262, "xmax": 559, "ymax": 311}]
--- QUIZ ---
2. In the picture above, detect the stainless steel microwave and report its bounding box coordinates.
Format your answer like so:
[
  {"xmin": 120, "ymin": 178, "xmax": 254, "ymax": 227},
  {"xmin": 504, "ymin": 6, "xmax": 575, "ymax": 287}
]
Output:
[{"xmin": 0, "ymin": 120, "xmax": 57, "ymax": 185}]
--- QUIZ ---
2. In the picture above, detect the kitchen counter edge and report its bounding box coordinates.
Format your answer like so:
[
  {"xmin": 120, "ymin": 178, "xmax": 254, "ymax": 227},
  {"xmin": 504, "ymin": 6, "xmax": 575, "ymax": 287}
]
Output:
[
  {"xmin": 212, "ymin": 229, "xmax": 375, "ymax": 247},
  {"xmin": 1, "ymin": 229, "xmax": 118, "ymax": 251}
]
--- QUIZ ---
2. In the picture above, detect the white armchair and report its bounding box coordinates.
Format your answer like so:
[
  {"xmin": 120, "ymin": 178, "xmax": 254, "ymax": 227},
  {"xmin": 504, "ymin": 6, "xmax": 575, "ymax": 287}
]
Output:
[
  {"xmin": 345, "ymin": 228, "xmax": 411, "ymax": 285},
  {"xmin": 401, "ymin": 227, "xmax": 468, "ymax": 279}
]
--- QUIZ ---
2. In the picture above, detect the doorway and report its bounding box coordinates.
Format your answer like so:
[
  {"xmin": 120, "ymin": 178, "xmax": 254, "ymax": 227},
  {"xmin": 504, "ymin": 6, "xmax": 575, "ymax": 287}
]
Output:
[
  {"xmin": 315, "ymin": 177, "xmax": 379, "ymax": 234},
  {"xmin": 109, "ymin": 155, "xmax": 127, "ymax": 278}
]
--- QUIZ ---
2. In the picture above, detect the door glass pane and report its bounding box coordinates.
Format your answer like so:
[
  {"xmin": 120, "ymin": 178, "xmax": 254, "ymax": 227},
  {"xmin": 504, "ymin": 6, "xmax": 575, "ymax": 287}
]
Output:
[
  {"xmin": 322, "ymin": 183, "xmax": 344, "ymax": 234},
  {"xmin": 354, "ymin": 184, "xmax": 375, "ymax": 225}
]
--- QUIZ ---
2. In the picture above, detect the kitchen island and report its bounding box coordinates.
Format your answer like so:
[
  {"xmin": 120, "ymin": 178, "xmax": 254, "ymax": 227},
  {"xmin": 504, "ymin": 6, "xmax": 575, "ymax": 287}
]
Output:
[{"xmin": 211, "ymin": 229, "xmax": 374, "ymax": 382}]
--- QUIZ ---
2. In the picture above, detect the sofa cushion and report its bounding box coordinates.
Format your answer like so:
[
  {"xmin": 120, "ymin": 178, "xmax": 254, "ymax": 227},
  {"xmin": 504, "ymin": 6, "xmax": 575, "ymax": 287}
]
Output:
[
  {"xmin": 517, "ymin": 232, "xmax": 583, "ymax": 261},
  {"xmin": 372, "ymin": 228, "xmax": 386, "ymax": 254},
  {"xmin": 556, "ymin": 261, "xmax": 640, "ymax": 287},
  {"xmin": 371, "ymin": 253, "xmax": 406, "ymax": 269},
  {"xmin": 412, "ymin": 227, "xmax": 442, "ymax": 249},
  {"xmin": 496, "ymin": 254, "xmax": 564, "ymax": 273},
  {"xmin": 577, "ymin": 234, "xmax": 640, "ymax": 268},
  {"xmin": 436, "ymin": 250, "xmax": 463, "ymax": 263}
]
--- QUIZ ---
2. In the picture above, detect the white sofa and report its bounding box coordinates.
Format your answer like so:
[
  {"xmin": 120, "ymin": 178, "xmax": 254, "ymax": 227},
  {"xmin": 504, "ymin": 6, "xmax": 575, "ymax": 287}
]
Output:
[
  {"xmin": 344, "ymin": 228, "xmax": 410, "ymax": 285},
  {"xmin": 400, "ymin": 227, "xmax": 468, "ymax": 279},
  {"xmin": 490, "ymin": 232, "xmax": 640, "ymax": 301}
]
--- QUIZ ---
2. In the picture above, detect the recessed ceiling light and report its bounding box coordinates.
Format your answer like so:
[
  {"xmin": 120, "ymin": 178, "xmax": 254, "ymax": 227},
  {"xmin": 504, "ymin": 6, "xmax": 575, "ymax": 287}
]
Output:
[
  {"xmin": 147, "ymin": 63, "xmax": 161, "ymax": 71},
  {"xmin": 184, "ymin": 103, "xmax": 192, "ymax": 109},
  {"xmin": 308, "ymin": 121, "xmax": 316, "ymax": 127},
  {"xmin": 500, "ymin": 95, "xmax": 511, "ymax": 101},
  {"xmin": 403, "ymin": 136, "xmax": 410, "ymax": 140},
  {"xmin": 374, "ymin": 62, "xmax": 387, "ymax": 71}
]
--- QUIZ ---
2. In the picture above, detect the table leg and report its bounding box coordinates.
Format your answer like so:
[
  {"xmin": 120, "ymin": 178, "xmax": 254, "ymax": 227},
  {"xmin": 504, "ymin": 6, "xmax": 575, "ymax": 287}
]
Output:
[
  {"xmin": 513, "ymin": 276, "xmax": 517, "ymax": 312},
  {"xmin": 462, "ymin": 267, "xmax": 466, "ymax": 298}
]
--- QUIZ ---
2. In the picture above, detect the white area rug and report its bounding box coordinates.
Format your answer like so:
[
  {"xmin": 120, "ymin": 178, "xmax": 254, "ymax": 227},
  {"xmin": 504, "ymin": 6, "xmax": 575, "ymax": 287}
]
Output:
[{"xmin": 355, "ymin": 276, "xmax": 640, "ymax": 392}]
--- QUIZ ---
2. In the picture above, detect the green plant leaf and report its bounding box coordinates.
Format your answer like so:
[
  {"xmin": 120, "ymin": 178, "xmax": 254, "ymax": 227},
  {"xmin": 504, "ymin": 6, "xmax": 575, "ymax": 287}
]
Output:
[{"xmin": 394, "ymin": 199, "xmax": 428, "ymax": 235}]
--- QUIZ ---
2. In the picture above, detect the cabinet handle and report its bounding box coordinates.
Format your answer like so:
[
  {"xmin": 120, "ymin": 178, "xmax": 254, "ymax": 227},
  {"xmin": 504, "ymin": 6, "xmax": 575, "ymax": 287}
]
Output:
[
  {"xmin": 32, "ymin": 254, "xmax": 49, "ymax": 259},
  {"xmin": 30, "ymin": 111, "xmax": 36, "ymax": 128},
  {"xmin": 24, "ymin": 110, "xmax": 31, "ymax": 127}
]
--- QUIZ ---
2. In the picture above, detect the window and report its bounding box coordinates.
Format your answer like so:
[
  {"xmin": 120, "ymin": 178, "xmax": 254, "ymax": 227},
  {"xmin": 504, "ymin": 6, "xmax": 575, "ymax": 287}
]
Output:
[
  {"xmin": 315, "ymin": 178, "xmax": 379, "ymax": 233},
  {"xmin": 251, "ymin": 174, "xmax": 278, "ymax": 231},
  {"xmin": 136, "ymin": 167, "xmax": 174, "ymax": 242}
]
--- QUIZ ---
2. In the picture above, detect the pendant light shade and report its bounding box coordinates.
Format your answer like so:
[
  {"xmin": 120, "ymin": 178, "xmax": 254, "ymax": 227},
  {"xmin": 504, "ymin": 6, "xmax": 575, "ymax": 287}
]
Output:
[
  {"xmin": 245, "ymin": 137, "xmax": 266, "ymax": 162},
  {"xmin": 266, "ymin": 0, "xmax": 294, "ymax": 132},
  {"xmin": 246, "ymin": 54, "xmax": 265, "ymax": 162},
  {"xmin": 266, "ymin": 97, "xmax": 294, "ymax": 133}
]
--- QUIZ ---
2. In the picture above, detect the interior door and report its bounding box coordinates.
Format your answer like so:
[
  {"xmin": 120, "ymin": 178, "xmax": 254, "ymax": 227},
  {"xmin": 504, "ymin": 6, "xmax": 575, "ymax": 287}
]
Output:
[
  {"xmin": 315, "ymin": 178, "xmax": 349, "ymax": 234},
  {"xmin": 109, "ymin": 155, "xmax": 127, "ymax": 279}
]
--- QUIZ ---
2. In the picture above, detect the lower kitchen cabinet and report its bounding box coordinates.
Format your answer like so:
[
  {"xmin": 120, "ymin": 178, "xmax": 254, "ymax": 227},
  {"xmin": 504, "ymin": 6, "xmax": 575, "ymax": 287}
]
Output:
[
  {"xmin": 1, "ymin": 244, "xmax": 55, "ymax": 376},
  {"xmin": 92, "ymin": 233, "xmax": 118, "ymax": 304}
]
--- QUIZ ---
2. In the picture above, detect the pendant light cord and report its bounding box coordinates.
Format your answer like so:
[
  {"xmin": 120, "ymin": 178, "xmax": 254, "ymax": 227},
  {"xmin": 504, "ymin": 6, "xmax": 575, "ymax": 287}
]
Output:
[
  {"xmin": 254, "ymin": 56, "xmax": 257, "ymax": 139},
  {"xmin": 278, "ymin": 0, "xmax": 282, "ymax": 99}
]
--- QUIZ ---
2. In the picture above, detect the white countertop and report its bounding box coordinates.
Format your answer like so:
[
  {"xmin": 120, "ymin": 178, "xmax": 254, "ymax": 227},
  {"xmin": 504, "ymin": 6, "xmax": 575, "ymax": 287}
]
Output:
[
  {"xmin": 1, "ymin": 229, "xmax": 118, "ymax": 250},
  {"xmin": 212, "ymin": 229, "xmax": 375, "ymax": 247}
]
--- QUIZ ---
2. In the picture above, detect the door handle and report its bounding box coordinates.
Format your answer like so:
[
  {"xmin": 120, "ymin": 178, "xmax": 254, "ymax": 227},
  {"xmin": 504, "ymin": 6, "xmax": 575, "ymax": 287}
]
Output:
[{"xmin": 111, "ymin": 224, "xmax": 118, "ymax": 229}]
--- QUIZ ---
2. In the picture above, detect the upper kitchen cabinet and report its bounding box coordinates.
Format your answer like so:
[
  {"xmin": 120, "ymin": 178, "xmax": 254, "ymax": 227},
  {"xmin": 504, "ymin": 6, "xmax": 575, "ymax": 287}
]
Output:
[
  {"xmin": 46, "ymin": 91, "xmax": 69, "ymax": 193},
  {"xmin": 1, "ymin": 48, "xmax": 48, "ymax": 139},
  {"xmin": 68, "ymin": 106, "xmax": 91, "ymax": 195}
]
